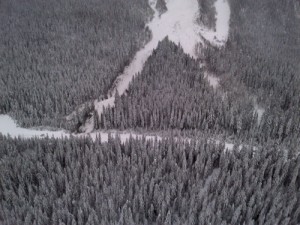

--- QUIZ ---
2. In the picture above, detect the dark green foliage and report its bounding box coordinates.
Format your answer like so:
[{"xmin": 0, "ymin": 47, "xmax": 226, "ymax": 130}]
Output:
[
  {"xmin": 0, "ymin": 0, "xmax": 151, "ymax": 128},
  {"xmin": 0, "ymin": 135, "xmax": 299, "ymax": 224}
]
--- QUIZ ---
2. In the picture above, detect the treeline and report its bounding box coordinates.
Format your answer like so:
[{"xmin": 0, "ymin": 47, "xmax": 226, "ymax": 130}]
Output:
[
  {"xmin": 0, "ymin": 135, "xmax": 299, "ymax": 224},
  {"xmin": 97, "ymin": 39, "xmax": 260, "ymax": 140},
  {"xmin": 0, "ymin": 0, "xmax": 151, "ymax": 128},
  {"xmin": 202, "ymin": 0, "xmax": 300, "ymax": 143}
]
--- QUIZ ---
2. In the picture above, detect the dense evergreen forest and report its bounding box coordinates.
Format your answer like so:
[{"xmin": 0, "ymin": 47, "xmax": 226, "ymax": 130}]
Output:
[
  {"xmin": 97, "ymin": 38, "xmax": 300, "ymax": 151},
  {"xmin": 202, "ymin": 0, "xmax": 300, "ymax": 143},
  {"xmin": 98, "ymin": 39, "xmax": 257, "ymax": 139},
  {"xmin": 0, "ymin": 0, "xmax": 151, "ymax": 128},
  {"xmin": 1, "ymin": 135, "xmax": 299, "ymax": 225}
]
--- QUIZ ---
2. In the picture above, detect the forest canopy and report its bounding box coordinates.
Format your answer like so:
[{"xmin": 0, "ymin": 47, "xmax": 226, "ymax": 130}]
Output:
[
  {"xmin": 0, "ymin": 135, "xmax": 299, "ymax": 225},
  {"xmin": 0, "ymin": 0, "xmax": 151, "ymax": 128}
]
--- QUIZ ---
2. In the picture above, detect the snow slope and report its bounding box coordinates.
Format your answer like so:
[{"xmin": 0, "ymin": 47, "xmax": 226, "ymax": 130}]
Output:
[{"xmin": 83, "ymin": 0, "xmax": 205, "ymax": 132}]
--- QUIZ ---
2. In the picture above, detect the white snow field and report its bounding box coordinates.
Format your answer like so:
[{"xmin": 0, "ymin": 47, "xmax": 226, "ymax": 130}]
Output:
[
  {"xmin": 87, "ymin": 0, "xmax": 204, "ymax": 132},
  {"xmin": 0, "ymin": 114, "xmax": 161, "ymax": 143}
]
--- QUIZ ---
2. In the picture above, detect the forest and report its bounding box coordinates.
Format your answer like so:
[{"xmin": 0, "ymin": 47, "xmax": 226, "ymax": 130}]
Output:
[
  {"xmin": 201, "ymin": 0, "xmax": 300, "ymax": 146},
  {"xmin": 1, "ymin": 0, "xmax": 300, "ymax": 224},
  {"xmin": 0, "ymin": 0, "xmax": 151, "ymax": 128},
  {"xmin": 0, "ymin": 135, "xmax": 299, "ymax": 225}
]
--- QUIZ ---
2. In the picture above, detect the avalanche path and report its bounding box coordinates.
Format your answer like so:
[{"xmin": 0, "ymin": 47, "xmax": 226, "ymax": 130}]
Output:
[
  {"xmin": 82, "ymin": 0, "xmax": 230, "ymax": 132},
  {"xmin": 0, "ymin": 0, "xmax": 232, "ymax": 148},
  {"xmin": 82, "ymin": 0, "xmax": 204, "ymax": 132}
]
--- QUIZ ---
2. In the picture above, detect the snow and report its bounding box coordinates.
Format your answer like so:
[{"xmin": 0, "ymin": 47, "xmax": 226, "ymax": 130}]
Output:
[
  {"xmin": 0, "ymin": 115, "xmax": 69, "ymax": 139},
  {"xmin": 0, "ymin": 114, "xmax": 162, "ymax": 143},
  {"xmin": 1, "ymin": 114, "xmax": 250, "ymax": 153},
  {"xmin": 0, "ymin": 0, "xmax": 233, "ymax": 146},
  {"xmin": 204, "ymin": 71, "xmax": 220, "ymax": 89},
  {"xmin": 254, "ymin": 104, "xmax": 265, "ymax": 125},
  {"xmin": 199, "ymin": 0, "xmax": 231, "ymax": 46},
  {"xmin": 78, "ymin": 0, "xmax": 231, "ymax": 131},
  {"xmin": 77, "ymin": 131, "xmax": 163, "ymax": 143},
  {"xmin": 84, "ymin": 0, "xmax": 205, "ymax": 131}
]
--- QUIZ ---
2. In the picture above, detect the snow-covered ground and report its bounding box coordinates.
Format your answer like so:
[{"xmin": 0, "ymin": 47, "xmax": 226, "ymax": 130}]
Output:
[
  {"xmin": 85, "ymin": 0, "xmax": 204, "ymax": 132},
  {"xmin": 254, "ymin": 103, "xmax": 265, "ymax": 125},
  {"xmin": 0, "ymin": 114, "xmax": 161, "ymax": 143},
  {"xmin": 199, "ymin": 0, "xmax": 231, "ymax": 46},
  {"xmin": 0, "ymin": 114, "xmax": 237, "ymax": 151},
  {"xmin": 0, "ymin": 115, "xmax": 69, "ymax": 139}
]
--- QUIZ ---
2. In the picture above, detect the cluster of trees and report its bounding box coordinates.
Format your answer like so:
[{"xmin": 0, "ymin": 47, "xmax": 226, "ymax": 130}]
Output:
[
  {"xmin": 0, "ymin": 0, "xmax": 152, "ymax": 128},
  {"xmin": 197, "ymin": 0, "xmax": 217, "ymax": 30},
  {"xmin": 156, "ymin": 0, "xmax": 167, "ymax": 16},
  {"xmin": 97, "ymin": 39, "xmax": 260, "ymax": 140},
  {"xmin": 0, "ymin": 134, "xmax": 299, "ymax": 224},
  {"xmin": 201, "ymin": 0, "xmax": 300, "ymax": 144}
]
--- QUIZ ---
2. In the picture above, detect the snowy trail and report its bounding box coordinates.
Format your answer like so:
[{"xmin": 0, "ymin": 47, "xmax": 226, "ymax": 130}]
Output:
[
  {"xmin": 0, "ymin": 114, "xmax": 160, "ymax": 143},
  {"xmin": 0, "ymin": 114, "xmax": 237, "ymax": 151},
  {"xmin": 87, "ymin": 0, "xmax": 231, "ymax": 132},
  {"xmin": 88, "ymin": 0, "xmax": 204, "ymax": 132}
]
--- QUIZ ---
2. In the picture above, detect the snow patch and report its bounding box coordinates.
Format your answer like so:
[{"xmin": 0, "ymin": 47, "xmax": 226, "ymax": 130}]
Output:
[
  {"xmin": 204, "ymin": 71, "xmax": 220, "ymax": 89},
  {"xmin": 1, "ymin": 115, "xmax": 251, "ymax": 153},
  {"xmin": 254, "ymin": 104, "xmax": 265, "ymax": 125},
  {"xmin": 0, "ymin": 115, "xmax": 69, "ymax": 139},
  {"xmin": 78, "ymin": 0, "xmax": 231, "ymax": 132},
  {"xmin": 199, "ymin": 0, "xmax": 230, "ymax": 46},
  {"xmin": 0, "ymin": 115, "xmax": 162, "ymax": 143}
]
